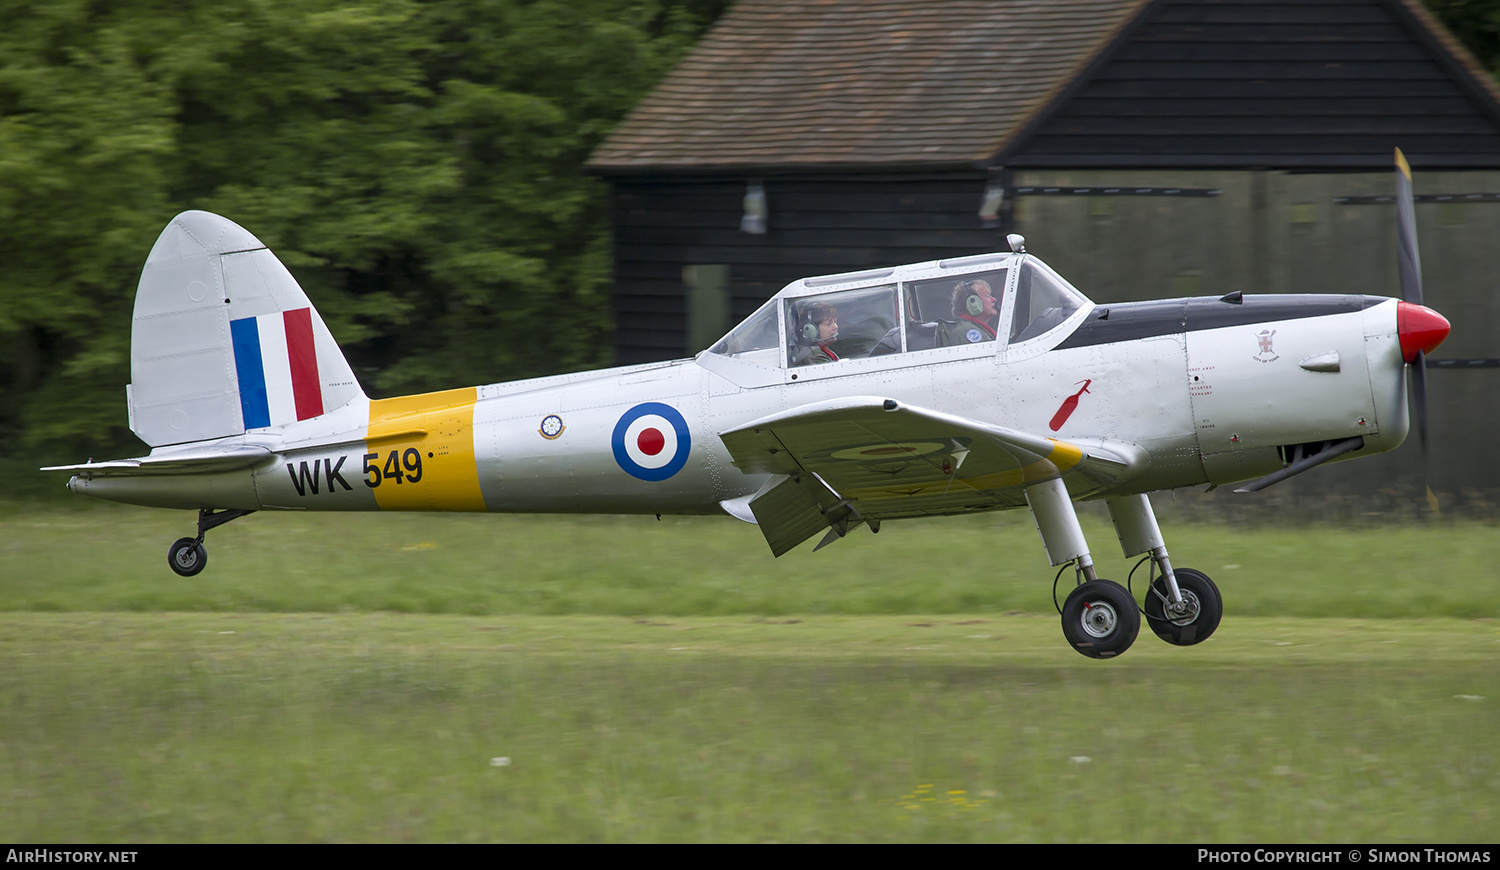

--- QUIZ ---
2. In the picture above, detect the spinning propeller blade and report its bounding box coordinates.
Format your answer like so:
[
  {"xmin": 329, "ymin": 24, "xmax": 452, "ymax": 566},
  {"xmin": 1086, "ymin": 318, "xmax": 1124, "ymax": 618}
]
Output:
[
  {"xmin": 1411, "ymin": 349, "xmax": 1440, "ymax": 512},
  {"xmin": 1394, "ymin": 148, "xmax": 1444, "ymax": 512},
  {"xmin": 1395, "ymin": 148, "xmax": 1422, "ymax": 307},
  {"xmin": 1240, "ymin": 152, "xmax": 1448, "ymax": 497}
]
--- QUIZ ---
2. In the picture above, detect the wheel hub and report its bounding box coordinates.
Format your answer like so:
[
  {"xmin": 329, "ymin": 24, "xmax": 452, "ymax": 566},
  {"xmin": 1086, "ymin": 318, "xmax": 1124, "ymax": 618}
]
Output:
[
  {"xmin": 1165, "ymin": 590, "xmax": 1201, "ymax": 625},
  {"xmin": 1080, "ymin": 600, "xmax": 1118, "ymax": 638}
]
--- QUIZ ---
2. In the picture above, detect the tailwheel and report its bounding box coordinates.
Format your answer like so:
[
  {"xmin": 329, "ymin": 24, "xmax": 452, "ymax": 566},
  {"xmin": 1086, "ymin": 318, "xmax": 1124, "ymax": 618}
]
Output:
[
  {"xmin": 1144, "ymin": 567, "xmax": 1222, "ymax": 646},
  {"xmin": 163, "ymin": 508, "xmax": 255, "ymax": 577},
  {"xmin": 168, "ymin": 537, "xmax": 208, "ymax": 577},
  {"xmin": 1060, "ymin": 579, "xmax": 1140, "ymax": 659}
]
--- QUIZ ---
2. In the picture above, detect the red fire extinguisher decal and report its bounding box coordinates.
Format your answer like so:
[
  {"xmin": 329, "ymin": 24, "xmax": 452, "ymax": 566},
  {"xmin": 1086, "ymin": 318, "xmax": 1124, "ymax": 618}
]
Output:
[{"xmin": 1049, "ymin": 379, "xmax": 1092, "ymax": 432}]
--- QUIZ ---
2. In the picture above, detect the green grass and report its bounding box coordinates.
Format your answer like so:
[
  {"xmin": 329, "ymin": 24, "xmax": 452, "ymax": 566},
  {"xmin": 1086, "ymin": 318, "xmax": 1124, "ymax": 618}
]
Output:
[
  {"xmin": 2, "ymin": 501, "xmax": 1497, "ymax": 618},
  {"xmin": 2, "ymin": 502, "xmax": 1497, "ymax": 841},
  {"xmin": 1, "ymin": 613, "xmax": 1495, "ymax": 842}
]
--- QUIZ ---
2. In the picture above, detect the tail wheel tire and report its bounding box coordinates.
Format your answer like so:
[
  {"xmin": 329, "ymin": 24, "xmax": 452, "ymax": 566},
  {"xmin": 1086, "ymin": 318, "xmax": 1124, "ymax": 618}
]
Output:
[
  {"xmin": 1060, "ymin": 579, "xmax": 1140, "ymax": 659},
  {"xmin": 1144, "ymin": 568, "xmax": 1222, "ymax": 646},
  {"xmin": 168, "ymin": 537, "xmax": 207, "ymax": 577}
]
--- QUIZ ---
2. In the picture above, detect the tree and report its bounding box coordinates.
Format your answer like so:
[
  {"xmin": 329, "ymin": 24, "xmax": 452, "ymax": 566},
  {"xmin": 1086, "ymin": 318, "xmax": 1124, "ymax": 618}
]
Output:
[
  {"xmin": 0, "ymin": 0, "xmax": 729, "ymax": 460},
  {"xmin": 1425, "ymin": 0, "xmax": 1500, "ymax": 74},
  {"xmin": 0, "ymin": 1, "xmax": 180, "ymax": 455}
]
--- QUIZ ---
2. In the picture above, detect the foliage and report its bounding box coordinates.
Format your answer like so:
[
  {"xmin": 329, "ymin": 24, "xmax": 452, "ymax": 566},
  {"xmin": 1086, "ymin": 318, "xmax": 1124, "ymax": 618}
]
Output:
[
  {"xmin": 0, "ymin": 0, "xmax": 729, "ymax": 459},
  {"xmin": 1426, "ymin": 0, "xmax": 1500, "ymax": 73}
]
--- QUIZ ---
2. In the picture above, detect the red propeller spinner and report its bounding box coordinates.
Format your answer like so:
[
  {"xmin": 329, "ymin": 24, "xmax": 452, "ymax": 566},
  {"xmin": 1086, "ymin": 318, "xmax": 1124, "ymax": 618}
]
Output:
[{"xmin": 1396, "ymin": 301, "xmax": 1451, "ymax": 363}]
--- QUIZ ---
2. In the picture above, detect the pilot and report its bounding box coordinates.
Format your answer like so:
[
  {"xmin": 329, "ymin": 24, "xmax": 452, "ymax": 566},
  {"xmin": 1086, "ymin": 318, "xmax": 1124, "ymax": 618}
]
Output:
[
  {"xmin": 942, "ymin": 278, "xmax": 999, "ymax": 345},
  {"xmin": 792, "ymin": 301, "xmax": 840, "ymax": 365}
]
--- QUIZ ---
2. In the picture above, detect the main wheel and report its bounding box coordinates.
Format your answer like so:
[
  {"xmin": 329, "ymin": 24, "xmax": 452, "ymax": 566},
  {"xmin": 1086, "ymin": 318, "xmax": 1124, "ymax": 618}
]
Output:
[
  {"xmin": 168, "ymin": 537, "xmax": 207, "ymax": 577},
  {"xmin": 1060, "ymin": 579, "xmax": 1140, "ymax": 659},
  {"xmin": 1144, "ymin": 568, "xmax": 1222, "ymax": 646}
]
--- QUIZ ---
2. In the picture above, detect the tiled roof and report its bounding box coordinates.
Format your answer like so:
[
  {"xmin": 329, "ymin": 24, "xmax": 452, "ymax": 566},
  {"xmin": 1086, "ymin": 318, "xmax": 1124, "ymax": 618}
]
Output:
[{"xmin": 588, "ymin": 0, "xmax": 1149, "ymax": 172}]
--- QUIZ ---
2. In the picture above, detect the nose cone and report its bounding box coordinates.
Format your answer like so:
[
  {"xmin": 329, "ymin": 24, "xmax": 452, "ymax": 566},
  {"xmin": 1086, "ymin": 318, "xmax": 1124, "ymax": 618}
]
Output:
[{"xmin": 1397, "ymin": 301, "xmax": 1451, "ymax": 363}]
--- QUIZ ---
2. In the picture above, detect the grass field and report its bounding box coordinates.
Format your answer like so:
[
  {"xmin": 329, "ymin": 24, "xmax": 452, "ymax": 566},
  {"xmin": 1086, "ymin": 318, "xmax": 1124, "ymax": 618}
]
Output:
[
  {"xmin": 4, "ymin": 500, "xmax": 1499, "ymax": 618},
  {"xmin": 1, "ymin": 502, "xmax": 1497, "ymax": 842}
]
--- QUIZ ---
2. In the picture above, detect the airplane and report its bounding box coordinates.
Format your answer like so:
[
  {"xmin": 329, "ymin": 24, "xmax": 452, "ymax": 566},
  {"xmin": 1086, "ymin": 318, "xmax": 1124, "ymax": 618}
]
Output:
[{"xmin": 44, "ymin": 151, "xmax": 1450, "ymax": 659}]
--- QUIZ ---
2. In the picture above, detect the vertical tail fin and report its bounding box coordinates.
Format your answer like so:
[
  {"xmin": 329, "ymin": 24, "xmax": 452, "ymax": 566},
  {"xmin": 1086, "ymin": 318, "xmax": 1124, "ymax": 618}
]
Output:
[{"xmin": 129, "ymin": 211, "xmax": 363, "ymax": 447}]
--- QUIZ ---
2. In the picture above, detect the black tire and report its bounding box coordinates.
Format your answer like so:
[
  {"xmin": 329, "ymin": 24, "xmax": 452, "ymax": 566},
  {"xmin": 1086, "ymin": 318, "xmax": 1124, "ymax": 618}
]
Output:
[
  {"xmin": 168, "ymin": 537, "xmax": 207, "ymax": 577},
  {"xmin": 1144, "ymin": 568, "xmax": 1222, "ymax": 646},
  {"xmin": 1060, "ymin": 579, "xmax": 1140, "ymax": 659}
]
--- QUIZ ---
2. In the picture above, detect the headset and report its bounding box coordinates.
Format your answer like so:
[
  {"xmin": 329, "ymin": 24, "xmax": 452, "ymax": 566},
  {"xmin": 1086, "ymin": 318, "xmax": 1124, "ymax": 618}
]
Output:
[
  {"xmin": 800, "ymin": 313, "xmax": 820, "ymax": 341},
  {"xmin": 798, "ymin": 303, "xmax": 837, "ymax": 343},
  {"xmin": 955, "ymin": 280, "xmax": 986, "ymax": 318}
]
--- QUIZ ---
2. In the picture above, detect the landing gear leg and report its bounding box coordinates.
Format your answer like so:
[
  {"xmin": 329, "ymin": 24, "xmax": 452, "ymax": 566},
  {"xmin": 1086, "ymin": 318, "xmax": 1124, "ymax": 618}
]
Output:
[
  {"xmin": 1106, "ymin": 493, "xmax": 1222, "ymax": 646},
  {"xmin": 1027, "ymin": 477, "xmax": 1139, "ymax": 658},
  {"xmin": 167, "ymin": 508, "xmax": 255, "ymax": 577}
]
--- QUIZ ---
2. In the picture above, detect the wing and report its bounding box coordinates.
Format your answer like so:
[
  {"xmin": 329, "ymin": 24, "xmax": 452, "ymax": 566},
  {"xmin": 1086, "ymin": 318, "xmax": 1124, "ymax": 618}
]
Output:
[{"xmin": 718, "ymin": 397, "xmax": 1147, "ymax": 556}]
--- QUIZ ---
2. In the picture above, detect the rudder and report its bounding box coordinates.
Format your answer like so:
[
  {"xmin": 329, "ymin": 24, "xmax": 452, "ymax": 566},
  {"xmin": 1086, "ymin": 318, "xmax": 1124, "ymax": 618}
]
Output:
[{"xmin": 129, "ymin": 211, "xmax": 363, "ymax": 446}]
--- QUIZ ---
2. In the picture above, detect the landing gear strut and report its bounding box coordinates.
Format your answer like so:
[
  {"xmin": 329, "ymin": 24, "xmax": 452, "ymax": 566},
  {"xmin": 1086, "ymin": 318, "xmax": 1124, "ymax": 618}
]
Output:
[
  {"xmin": 1028, "ymin": 485, "xmax": 1223, "ymax": 659},
  {"xmin": 1028, "ymin": 477, "xmax": 1144, "ymax": 659},
  {"xmin": 166, "ymin": 508, "xmax": 255, "ymax": 577}
]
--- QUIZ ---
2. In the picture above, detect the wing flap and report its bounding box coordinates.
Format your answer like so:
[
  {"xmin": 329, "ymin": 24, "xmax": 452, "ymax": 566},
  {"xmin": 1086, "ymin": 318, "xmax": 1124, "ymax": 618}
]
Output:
[{"xmin": 746, "ymin": 474, "xmax": 842, "ymax": 557}]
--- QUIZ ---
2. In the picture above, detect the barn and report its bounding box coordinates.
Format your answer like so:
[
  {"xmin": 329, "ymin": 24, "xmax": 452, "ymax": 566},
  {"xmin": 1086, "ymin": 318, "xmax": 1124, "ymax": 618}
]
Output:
[{"xmin": 586, "ymin": 0, "xmax": 1500, "ymax": 505}]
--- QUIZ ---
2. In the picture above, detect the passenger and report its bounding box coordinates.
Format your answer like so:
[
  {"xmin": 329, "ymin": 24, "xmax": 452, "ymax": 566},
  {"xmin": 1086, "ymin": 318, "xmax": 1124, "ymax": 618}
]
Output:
[
  {"xmin": 942, "ymin": 278, "xmax": 999, "ymax": 345},
  {"xmin": 792, "ymin": 301, "xmax": 840, "ymax": 365}
]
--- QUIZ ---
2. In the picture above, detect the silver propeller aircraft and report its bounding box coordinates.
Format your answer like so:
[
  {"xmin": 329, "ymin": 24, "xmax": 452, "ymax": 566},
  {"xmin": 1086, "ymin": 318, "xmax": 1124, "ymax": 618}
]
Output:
[{"xmin": 46, "ymin": 152, "xmax": 1451, "ymax": 658}]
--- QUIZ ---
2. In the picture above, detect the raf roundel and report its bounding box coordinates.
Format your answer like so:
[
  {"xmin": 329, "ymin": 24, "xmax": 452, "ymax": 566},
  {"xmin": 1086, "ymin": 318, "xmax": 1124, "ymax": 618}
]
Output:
[{"xmin": 612, "ymin": 402, "xmax": 692, "ymax": 481}]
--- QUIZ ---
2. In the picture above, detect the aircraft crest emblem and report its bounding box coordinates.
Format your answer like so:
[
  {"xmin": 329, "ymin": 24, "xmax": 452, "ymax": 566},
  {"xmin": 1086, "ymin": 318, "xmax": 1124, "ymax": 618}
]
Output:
[{"xmin": 1254, "ymin": 329, "xmax": 1279, "ymax": 362}]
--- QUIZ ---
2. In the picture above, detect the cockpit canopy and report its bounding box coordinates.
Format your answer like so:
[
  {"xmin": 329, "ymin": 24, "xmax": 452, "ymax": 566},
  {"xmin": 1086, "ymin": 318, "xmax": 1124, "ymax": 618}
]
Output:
[{"xmin": 705, "ymin": 253, "xmax": 1090, "ymax": 375}]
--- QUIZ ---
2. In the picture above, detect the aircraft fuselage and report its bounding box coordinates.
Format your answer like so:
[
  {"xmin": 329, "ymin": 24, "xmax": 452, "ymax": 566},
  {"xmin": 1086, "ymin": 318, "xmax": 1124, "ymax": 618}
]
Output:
[{"xmin": 70, "ymin": 292, "xmax": 1409, "ymax": 520}]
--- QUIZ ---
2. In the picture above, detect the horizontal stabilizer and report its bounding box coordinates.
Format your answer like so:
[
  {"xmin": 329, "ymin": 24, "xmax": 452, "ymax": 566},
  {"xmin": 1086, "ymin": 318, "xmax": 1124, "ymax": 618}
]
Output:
[{"xmin": 42, "ymin": 445, "xmax": 274, "ymax": 477}]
